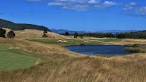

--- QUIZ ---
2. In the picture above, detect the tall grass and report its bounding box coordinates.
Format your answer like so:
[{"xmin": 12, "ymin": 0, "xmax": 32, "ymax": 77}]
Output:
[
  {"xmin": 126, "ymin": 44, "xmax": 146, "ymax": 53},
  {"xmin": 0, "ymin": 39, "xmax": 146, "ymax": 82}
]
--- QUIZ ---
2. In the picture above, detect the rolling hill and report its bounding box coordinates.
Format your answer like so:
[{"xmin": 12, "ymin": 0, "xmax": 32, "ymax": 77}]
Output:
[
  {"xmin": 0, "ymin": 19, "xmax": 50, "ymax": 31},
  {"xmin": 0, "ymin": 19, "xmax": 69, "ymax": 39}
]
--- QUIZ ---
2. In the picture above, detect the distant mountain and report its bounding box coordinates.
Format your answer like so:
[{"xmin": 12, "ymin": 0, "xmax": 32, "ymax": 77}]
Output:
[
  {"xmin": 96, "ymin": 30, "xmax": 141, "ymax": 34},
  {"xmin": 51, "ymin": 29, "xmax": 89, "ymax": 35},
  {"xmin": 52, "ymin": 29, "xmax": 141, "ymax": 35},
  {"xmin": 0, "ymin": 19, "xmax": 50, "ymax": 31},
  {"xmin": 52, "ymin": 29, "xmax": 80, "ymax": 34}
]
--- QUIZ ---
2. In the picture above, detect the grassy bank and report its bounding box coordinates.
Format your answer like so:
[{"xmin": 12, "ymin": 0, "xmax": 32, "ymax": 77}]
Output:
[
  {"xmin": 126, "ymin": 44, "xmax": 146, "ymax": 53},
  {"xmin": 29, "ymin": 38, "xmax": 146, "ymax": 54}
]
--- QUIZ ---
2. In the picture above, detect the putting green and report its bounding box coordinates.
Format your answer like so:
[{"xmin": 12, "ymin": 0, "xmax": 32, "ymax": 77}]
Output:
[{"xmin": 0, "ymin": 44, "xmax": 39, "ymax": 71}]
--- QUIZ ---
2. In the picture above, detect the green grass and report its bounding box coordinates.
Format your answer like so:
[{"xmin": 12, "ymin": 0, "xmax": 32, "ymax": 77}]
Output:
[
  {"xmin": 97, "ymin": 38, "xmax": 122, "ymax": 42},
  {"xmin": 28, "ymin": 38, "xmax": 122, "ymax": 46},
  {"xmin": 29, "ymin": 39, "xmax": 58, "ymax": 44},
  {"xmin": 28, "ymin": 38, "xmax": 103, "ymax": 46},
  {"xmin": 0, "ymin": 44, "xmax": 39, "ymax": 71}
]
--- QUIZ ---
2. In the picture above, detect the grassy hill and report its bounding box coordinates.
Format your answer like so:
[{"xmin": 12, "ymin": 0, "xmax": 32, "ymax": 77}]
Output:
[
  {"xmin": 0, "ymin": 19, "xmax": 50, "ymax": 31},
  {"xmin": 0, "ymin": 18, "xmax": 69, "ymax": 39}
]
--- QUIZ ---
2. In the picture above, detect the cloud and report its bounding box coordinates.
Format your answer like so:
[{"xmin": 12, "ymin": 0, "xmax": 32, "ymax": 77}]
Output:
[
  {"xmin": 139, "ymin": 7, "xmax": 146, "ymax": 15},
  {"xmin": 27, "ymin": 0, "xmax": 117, "ymax": 11},
  {"xmin": 102, "ymin": 1, "xmax": 116, "ymax": 7},
  {"xmin": 124, "ymin": 2, "xmax": 146, "ymax": 16},
  {"xmin": 48, "ymin": 0, "xmax": 117, "ymax": 11},
  {"xmin": 88, "ymin": 0, "xmax": 97, "ymax": 4},
  {"xmin": 26, "ymin": 0, "xmax": 146, "ymax": 16}
]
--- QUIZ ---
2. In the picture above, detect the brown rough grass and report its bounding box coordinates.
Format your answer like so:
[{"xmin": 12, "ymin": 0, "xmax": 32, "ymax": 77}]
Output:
[
  {"xmin": 109, "ymin": 39, "xmax": 146, "ymax": 45},
  {"xmin": 0, "ymin": 38, "xmax": 146, "ymax": 82}
]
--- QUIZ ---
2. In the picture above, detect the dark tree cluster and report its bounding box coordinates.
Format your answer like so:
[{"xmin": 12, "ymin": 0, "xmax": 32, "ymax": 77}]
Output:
[
  {"xmin": 63, "ymin": 32, "xmax": 84, "ymax": 39},
  {"xmin": 0, "ymin": 28, "xmax": 15, "ymax": 39},
  {"xmin": 83, "ymin": 31, "xmax": 146, "ymax": 39},
  {"xmin": 7, "ymin": 31, "xmax": 15, "ymax": 39},
  {"xmin": 64, "ymin": 32, "xmax": 70, "ymax": 36},
  {"xmin": 74, "ymin": 32, "xmax": 78, "ymax": 38},
  {"xmin": 63, "ymin": 30, "xmax": 146, "ymax": 39},
  {"xmin": 81, "ymin": 33, "xmax": 115, "ymax": 38},
  {"xmin": 16, "ymin": 24, "xmax": 50, "ymax": 31},
  {"xmin": 42, "ymin": 29, "xmax": 48, "ymax": 38},
  {"xmin": 0, "ymin": 28, "xmax": 6, "ymax": 38},
  {"xmin": 69, "ymin": 32, "xmax": 114, "ymax": 38},
  {"xmin": 115, "ymin": 31, "xmax": 146, "ymax": 39}
]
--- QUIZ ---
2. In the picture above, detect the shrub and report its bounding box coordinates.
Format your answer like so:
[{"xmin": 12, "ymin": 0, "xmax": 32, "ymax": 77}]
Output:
[
  {"xmin": 7, "ymin": 30, "xmax": 15, "ymax": 39},
  {"xmin": 0, "ymin": 28, "xmax": 6, "ymax": 38},
  {"xmin": 42, "ymin": 29, "xmax": 48, "ymax": 38},
  {"xmin": 74, "ymin": 32, "xmax": 78, "ymax": 38}
]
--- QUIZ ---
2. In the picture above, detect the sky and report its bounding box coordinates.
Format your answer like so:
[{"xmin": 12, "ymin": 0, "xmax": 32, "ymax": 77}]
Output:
[{"xmin": 0, "ymin": 0, "xmax": 146, "ymax": 31}]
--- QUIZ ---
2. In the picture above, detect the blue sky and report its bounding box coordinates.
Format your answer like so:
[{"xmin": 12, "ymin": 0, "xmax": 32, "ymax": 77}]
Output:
[{"xmin": 0, "ymin": 0, "xmax": 146, "ymax": 31}]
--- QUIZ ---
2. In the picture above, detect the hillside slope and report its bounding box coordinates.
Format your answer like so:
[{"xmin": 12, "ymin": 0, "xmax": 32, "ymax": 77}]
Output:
[
  {"xmin": 15, "ymin": 29, "xmax": 68, "ymax": 39},
  {"xmin": 0, "ymin": 19, "xmax": 50, "ymax": 31},
  {"xmin": 0, "ymin": 19, "xmax": 69, "ymax": 39}
]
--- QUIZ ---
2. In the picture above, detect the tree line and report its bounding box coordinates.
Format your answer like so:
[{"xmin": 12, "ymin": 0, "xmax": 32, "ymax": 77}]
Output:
[{"xmin": 63, "ymin": 31, "xmax": 146, "ymax": 39}]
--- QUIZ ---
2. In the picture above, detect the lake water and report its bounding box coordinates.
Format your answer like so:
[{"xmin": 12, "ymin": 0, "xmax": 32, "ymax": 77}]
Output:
[{"xmin": 66, "ymin": 45, "xmax": 130, "ymax": 56}]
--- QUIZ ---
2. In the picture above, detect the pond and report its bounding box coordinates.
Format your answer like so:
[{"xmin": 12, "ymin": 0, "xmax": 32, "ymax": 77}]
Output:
[{"xmin": 66, "ymin": 45, "xmax": 130, "ymax": 56}]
